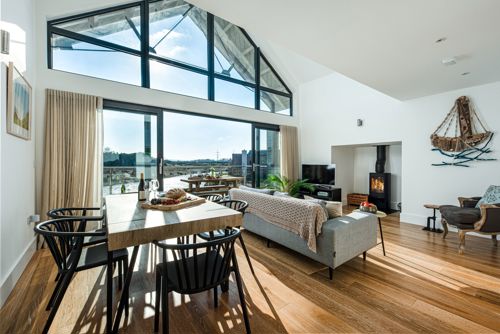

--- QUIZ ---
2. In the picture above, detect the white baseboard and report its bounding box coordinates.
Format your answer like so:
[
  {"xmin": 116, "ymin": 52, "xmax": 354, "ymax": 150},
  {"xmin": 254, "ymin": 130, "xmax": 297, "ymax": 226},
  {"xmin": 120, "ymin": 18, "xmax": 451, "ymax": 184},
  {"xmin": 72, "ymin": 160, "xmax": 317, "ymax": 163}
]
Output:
[
  {"xmin": 399, "ymin": 212, "xmax": 428, "ymax": 227},
  {"xmin": 399, "ymin": 212, "xmax": 490, "ymax": 239},
  {"xmin": 0, "ymin": 237, "xmax": 36, "ymax": 307}
]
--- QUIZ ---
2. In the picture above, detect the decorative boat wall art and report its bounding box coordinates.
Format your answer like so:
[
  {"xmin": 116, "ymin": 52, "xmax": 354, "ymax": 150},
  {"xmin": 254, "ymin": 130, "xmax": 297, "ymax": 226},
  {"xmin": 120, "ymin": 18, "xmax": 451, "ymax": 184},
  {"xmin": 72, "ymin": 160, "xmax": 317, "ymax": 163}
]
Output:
[{"xmin": 431, "ymin": 96, "xmax": 496, "ymax": 167}]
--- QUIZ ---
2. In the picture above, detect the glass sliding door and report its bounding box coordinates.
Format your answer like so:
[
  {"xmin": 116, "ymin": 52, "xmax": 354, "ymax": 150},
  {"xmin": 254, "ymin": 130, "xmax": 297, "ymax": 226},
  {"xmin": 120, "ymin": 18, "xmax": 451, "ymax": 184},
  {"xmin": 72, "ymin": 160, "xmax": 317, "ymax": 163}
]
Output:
[
  {"xmin": 103, "ymin": 107, "xmax": 162, "ymax": 195},
  {"xmin": 163, "ymin": 111, "xmax": 253, "ymax": 189},
  {"xmin": 253, "ymin": 126, "xmax": 280, "ymax": 188}
]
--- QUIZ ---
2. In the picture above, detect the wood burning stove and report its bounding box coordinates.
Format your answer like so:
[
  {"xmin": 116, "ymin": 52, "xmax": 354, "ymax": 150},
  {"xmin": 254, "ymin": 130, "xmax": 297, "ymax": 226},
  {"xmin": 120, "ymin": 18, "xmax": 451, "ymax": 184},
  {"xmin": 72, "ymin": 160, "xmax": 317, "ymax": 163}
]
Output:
[{"xmin": 369, "ymin": 146, "xmax": 391, "ymax": 211}]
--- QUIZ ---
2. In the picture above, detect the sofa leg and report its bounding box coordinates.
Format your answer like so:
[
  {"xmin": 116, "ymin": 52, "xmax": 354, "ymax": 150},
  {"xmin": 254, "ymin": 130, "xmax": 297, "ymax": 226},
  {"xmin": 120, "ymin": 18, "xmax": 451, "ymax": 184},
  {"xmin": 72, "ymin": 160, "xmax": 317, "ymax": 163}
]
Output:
[
  {"xmin": 442, "ymin": 219, "xmax": 449, "ymax": 239},
  {"xmin": 492, "ymin": 235, "xmax": 498, "ymax": 246},
  {"xmin": 266, "ymin": 239, "xmax": 271, "ymax": 248},
  {"xmin": 458, "ymin": 230, "xmax": 466, "ymax": 254},
  {"xmin": 362, "ymin": 251, "xmax": 367, "ymax": 261},
  {"xmin": 328, "ymin": 267, "xmax": 333, "ymax": 280}
]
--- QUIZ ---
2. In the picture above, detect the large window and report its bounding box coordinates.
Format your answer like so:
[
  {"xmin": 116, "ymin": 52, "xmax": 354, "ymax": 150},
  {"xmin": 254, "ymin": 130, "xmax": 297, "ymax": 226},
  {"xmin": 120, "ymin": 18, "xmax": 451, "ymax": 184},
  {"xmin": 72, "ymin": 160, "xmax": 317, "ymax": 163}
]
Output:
[
  {"xmin": 48, "ymin": 0, "xmax": 293, "ymax": 115},
  {"xmin": 102, "ymin": 101, "xmax": 280, "ymax": 194}
]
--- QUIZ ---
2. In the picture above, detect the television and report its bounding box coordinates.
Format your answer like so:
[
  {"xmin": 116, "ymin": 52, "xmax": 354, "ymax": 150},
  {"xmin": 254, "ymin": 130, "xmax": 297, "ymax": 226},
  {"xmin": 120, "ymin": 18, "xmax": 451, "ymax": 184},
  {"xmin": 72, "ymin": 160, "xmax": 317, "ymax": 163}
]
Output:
[{"xmin": 302, "ymin": 164, "xmax": 336, "ymax": 185}]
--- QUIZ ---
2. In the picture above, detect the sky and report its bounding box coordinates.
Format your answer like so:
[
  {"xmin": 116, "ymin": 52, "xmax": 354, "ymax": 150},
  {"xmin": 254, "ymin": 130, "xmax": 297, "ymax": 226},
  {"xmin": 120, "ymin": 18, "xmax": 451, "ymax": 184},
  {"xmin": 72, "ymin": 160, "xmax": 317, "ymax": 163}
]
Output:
[{"xmin": 53, "ymin": 3, "xmax": 285, "ymax": 160}]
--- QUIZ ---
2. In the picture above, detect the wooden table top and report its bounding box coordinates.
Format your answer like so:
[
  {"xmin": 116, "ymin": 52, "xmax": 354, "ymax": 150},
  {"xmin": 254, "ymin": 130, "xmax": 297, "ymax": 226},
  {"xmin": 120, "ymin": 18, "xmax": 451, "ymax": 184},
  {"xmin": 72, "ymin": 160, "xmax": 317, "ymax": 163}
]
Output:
[
  {"xmin": 353, "ymin": 209, "xmax": 387, "ymax": 218},
  {"xmin": 105, "ymin": 193, "xmax": 242, "ymax": 251}
]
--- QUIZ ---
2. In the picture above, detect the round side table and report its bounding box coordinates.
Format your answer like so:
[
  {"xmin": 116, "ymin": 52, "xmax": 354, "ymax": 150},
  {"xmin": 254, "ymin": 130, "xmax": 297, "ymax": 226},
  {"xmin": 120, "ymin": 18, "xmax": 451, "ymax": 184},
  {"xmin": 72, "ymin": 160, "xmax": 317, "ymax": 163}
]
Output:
[{"xmin": 354, "ymin": 209, "xmax": 386, "ymax": 256}]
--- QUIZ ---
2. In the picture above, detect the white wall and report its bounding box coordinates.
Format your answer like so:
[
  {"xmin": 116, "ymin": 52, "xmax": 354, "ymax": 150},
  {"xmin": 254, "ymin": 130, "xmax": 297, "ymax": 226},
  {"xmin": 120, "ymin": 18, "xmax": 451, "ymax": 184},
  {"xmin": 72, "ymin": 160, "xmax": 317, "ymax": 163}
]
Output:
[
  {"xmin": 34, "ymin": 0, "xmax": 300, "ymax": 214},
  {"xmin": 0, "ymin": 0, "xmax": 37, "ymax": 306},
  {"xmin": 300, "ymin": 72, "xmax": 500, "ymax": 226}
]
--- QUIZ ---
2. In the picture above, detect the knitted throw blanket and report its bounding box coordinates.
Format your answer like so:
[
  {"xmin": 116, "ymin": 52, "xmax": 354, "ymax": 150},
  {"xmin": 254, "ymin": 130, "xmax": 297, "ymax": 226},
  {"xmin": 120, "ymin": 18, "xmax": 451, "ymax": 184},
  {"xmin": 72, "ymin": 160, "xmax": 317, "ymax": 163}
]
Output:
[{"xmin": 230, "ymin": 189, "xmax": 328, "ymax": 252}]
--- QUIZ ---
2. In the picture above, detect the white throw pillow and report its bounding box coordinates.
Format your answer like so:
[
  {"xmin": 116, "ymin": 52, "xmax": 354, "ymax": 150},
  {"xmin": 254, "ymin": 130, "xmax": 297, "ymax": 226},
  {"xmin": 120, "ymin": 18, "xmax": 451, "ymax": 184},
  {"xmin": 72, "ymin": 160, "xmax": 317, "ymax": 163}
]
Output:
[{"xmin": 325, "ymin": 201, "xmax": 342, "ymax": 218}]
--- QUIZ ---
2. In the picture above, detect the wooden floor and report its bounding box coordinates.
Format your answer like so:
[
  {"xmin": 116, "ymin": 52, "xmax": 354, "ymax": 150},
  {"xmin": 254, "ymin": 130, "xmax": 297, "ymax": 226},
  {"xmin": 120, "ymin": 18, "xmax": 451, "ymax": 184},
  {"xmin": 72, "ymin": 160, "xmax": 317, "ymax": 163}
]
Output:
[{"xmin": 2, "ymin": 209, "xmax": 500, "ymax": 333}]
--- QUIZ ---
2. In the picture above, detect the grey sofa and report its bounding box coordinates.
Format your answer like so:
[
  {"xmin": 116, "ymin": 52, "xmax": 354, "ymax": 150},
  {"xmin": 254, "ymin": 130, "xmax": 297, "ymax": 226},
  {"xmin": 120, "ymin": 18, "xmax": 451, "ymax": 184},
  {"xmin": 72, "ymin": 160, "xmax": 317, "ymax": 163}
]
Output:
[{"xmin": 241, "ymin": 200, "xmax": 378, "ymax": 279}]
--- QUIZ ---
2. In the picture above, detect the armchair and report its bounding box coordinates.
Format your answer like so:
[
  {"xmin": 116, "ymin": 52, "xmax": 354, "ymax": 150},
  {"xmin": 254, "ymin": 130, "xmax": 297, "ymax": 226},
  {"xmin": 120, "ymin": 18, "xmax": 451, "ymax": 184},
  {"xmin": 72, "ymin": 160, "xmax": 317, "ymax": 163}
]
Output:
[{"xmin": 440, "ymin": 197, "xmax": 500, "ymax": 254}]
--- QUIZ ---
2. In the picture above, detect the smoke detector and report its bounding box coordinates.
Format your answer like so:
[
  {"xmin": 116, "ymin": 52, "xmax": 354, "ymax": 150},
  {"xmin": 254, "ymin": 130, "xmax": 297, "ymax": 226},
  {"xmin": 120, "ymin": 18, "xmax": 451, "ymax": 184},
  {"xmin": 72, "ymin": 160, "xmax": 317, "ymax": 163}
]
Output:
[{"xmin": 441, "ymin": 57, "xmax": 457, "ymax": 66}]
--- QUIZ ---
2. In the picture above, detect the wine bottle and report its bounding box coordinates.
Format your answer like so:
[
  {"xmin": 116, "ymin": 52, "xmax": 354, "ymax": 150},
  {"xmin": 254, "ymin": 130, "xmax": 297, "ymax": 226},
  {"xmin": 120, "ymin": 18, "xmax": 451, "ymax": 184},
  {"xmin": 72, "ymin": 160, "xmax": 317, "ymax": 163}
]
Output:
[
  {"xmin": 138, "ymin": 172, "xmax": 146, "ymax": 201},
  {"xmin": 120, "ymin": 183, "xmax": 126, "ymax": 194}
]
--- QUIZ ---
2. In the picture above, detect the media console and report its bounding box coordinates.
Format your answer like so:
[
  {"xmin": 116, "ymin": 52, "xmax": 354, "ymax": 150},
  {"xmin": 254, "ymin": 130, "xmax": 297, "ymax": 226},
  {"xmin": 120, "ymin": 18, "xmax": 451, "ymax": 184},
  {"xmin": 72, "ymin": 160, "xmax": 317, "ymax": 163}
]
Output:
[{"xmin": 299, "ymin": 185, "xmax": 341, "ymax": 202}]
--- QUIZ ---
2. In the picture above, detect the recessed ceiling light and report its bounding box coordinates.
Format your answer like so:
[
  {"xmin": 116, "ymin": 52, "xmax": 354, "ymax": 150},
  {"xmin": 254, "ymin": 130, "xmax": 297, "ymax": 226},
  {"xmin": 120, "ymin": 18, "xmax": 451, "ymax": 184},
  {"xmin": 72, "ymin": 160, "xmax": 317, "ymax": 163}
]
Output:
[
  {"xmin": 441, "ymin": 57, "xmax": 456, "ymax": 66},
  {"xmin": 435, "ymin": 37, "xmax": 447, "ymax": 43},
  {"xmin": 461, "ymin": 72, "xmax": 471, "ymax": 76}
]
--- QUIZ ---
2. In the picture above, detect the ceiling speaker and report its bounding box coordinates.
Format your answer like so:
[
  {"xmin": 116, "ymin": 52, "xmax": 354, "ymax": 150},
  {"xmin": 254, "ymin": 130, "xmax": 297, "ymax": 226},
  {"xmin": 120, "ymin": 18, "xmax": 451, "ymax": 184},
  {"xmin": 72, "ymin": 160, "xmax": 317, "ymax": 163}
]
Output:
[{"xmin": 1, "ymin": 30, "xmax": 10, "ymax": 54}]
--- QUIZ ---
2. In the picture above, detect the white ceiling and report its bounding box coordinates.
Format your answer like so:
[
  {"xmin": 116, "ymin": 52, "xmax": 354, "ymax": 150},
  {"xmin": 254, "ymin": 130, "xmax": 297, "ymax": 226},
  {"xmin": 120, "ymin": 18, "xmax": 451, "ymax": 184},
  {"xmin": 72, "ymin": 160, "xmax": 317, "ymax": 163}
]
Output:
[{"xmin": 188, "ymin": 0, "xmax": 500, "ymax": 100}]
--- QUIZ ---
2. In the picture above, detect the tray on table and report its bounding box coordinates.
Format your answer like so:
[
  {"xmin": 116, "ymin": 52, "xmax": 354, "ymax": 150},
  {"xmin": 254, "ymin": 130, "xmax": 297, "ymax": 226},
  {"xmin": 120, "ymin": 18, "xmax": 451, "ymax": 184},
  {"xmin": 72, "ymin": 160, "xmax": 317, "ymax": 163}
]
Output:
[{"xmin": 140, "ymin": 196, "xmax": 206, "ymax": 211}]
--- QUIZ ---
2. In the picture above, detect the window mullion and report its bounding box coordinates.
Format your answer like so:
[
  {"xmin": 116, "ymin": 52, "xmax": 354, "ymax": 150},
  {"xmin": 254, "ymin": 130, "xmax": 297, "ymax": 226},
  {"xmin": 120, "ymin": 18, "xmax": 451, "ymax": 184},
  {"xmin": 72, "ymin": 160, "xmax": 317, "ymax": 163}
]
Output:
[
  {"xmin": 207, "ymin": 13, "xmax": 215, "ymax": 101},
  {"xmin": 141, "ymin": 1, "xmax": 150, "ymax": 88},
  {"xmin": 255, "ymin": 47, "xmax": 261, "ymax": 110}
]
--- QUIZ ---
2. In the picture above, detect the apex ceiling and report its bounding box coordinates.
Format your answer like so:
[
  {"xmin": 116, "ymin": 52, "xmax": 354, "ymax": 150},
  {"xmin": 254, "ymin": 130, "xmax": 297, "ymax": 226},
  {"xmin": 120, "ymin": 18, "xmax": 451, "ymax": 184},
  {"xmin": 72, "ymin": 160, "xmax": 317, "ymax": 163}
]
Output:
[{"xmin": 187, "ymin": 0, "xmax": 500, "ymax": 100}]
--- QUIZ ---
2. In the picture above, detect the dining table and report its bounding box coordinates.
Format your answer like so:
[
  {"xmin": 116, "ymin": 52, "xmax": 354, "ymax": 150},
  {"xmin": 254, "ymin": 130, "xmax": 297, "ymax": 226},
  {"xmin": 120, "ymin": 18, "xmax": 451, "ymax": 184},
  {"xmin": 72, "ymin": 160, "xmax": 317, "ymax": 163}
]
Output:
[
  {"xmin": 104, "ymin": 193, "xmax": 243, "ymax": 333},
  {"xmin": 181, "ymin": 175, "xmax": 243, "ymax": 193}
]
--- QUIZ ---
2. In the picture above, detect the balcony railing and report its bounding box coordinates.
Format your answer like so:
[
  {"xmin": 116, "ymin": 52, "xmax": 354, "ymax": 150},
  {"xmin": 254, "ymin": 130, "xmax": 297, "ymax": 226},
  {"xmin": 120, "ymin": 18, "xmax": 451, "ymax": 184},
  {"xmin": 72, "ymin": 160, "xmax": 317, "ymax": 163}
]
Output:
[{"xmin": 103, "ymin": 164, "xmax": 278, "ymax": 196}]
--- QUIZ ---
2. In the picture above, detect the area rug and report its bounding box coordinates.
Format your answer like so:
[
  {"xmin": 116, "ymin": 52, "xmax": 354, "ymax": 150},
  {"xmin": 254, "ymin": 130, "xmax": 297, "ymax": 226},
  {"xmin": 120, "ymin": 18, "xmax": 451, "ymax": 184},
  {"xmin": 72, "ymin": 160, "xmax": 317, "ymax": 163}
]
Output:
[{"xmin": 241, "ymin": 230, "xmax": 328, "ymax": 275}]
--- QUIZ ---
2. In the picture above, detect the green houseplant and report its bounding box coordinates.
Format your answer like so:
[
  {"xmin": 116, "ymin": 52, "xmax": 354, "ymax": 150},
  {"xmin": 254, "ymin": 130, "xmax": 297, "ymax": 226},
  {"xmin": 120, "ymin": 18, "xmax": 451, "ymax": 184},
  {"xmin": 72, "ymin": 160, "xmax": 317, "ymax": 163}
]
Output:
[{"xmin": 264, "ymin": 174, "xmax": 315, "ymax": 197}]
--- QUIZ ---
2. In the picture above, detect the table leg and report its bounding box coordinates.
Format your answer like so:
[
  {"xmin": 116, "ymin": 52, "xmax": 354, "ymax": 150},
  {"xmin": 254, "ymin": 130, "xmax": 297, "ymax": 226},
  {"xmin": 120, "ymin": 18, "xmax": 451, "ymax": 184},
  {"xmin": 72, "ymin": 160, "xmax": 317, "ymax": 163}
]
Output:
[
  {"xmin": 112, "ymin": 245, "xmax": 139, "ymax": 334},
  {"xmin": 378, "ymin": 218, "xmax": 386, "ymax": 256}
]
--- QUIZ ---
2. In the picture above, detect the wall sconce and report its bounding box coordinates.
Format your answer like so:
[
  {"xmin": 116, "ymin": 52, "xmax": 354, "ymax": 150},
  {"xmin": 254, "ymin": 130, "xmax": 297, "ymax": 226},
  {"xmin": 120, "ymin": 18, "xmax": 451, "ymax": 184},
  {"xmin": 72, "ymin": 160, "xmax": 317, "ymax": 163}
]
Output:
[
  {"xmin": 1, "ymin": 30, "xmax": 10, "ymax": 54},
  {"xmin": 357, "ymin": 119, "xmax": 363, "ymax": 127}
]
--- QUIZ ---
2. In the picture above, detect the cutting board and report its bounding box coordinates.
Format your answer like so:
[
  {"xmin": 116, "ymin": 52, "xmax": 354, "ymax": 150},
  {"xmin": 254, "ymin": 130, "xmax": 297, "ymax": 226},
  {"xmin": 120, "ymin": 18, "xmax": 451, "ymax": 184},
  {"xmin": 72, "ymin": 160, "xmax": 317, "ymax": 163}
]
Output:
[{"xmin": 141, "ymin": 196, "xmax": 206, "ymax": 211}]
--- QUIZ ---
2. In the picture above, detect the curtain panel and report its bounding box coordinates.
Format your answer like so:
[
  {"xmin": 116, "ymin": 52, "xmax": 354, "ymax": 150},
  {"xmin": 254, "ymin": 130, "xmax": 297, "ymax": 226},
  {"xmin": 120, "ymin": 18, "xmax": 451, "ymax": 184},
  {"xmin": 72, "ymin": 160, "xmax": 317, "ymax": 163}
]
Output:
[
  {"xmin": 40, "ymin": 89, "xmax": 103, "ymax": 219},
  {"xmin": 280, "ymin": 125, "xmax": 299, "ymax": 181}
]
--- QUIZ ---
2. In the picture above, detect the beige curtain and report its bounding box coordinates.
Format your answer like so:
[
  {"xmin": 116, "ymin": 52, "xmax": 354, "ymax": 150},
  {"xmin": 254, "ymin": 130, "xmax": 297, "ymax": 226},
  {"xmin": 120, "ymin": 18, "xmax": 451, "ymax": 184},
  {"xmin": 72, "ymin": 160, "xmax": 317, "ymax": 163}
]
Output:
[
  {"xmin": 280, "ymin": 125, "xmax": 299, "ymax": 181},
  {"xmin": 41, "ymin": 89, "xmax": 103, "ymax": 219}
]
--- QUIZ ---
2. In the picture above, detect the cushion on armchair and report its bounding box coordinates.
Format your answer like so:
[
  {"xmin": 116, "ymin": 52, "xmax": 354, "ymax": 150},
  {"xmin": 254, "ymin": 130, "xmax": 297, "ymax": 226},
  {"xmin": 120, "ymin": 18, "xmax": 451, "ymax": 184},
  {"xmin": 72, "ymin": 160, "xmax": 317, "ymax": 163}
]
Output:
[
  {"xmin": 440, "ymin": 205, "xmax": 481, "ymax": 229},
  {"xmin": 475, "ymin": 185, "xmax": 500, "ymax": 208}
]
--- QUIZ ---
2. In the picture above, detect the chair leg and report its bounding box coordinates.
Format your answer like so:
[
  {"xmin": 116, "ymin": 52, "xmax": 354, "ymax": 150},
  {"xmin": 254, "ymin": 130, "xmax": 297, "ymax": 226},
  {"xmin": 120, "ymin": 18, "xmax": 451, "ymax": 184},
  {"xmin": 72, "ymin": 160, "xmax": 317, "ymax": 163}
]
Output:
[
  {"xmin": 328, "ymin": 267, "xmax": 334, "ymax": 280},
  {"xmin": 42, "ymin": 270, "xmax": 74, "ymax": 334},
  {"xmin": 123, "ymin": 259, "xmax": 129, "ymax": 318},
  {"xmin": 442, "ymin": 219, "xmax": 449, "ymax": 239},
  {"xmin": 238, "ymin": 235, "xmax": 255, "ymax": 275},
  {"xmin": 46, "ymin": 272, "xmax": 65, "ymax": 311},
  {"xmin": 161, "ymin": 274, "xmax": 169, "ymax": 334},
  {"xmin": 154, "ymin": 270, "xmax": 161, "ymax": 333},
  {"xmin": 492, "ymin": 235, "xmax": 498, "ymax": 246},
  {"xmin": 213, "ymin": 286, "xmax": 218, "ymax": 308},
  {"xmin": 458, "ymin": 230, "xmax": 466, "ymax": 254},
  {"xmin": 363, "ymin": 251, "xmax": 367, "ymax": 261},
  {"xmin": 232, "ymin": 253, "xmax": 251, "ymax": 334},
  {"xmin": 118, "ymin": 260, "xmax": 123, "ymax": 290}
]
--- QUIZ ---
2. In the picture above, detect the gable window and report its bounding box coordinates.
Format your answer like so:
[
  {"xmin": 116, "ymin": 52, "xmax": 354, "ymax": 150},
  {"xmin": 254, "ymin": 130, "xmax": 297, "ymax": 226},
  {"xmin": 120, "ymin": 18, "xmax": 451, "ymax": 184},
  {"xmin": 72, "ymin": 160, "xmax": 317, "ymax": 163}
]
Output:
[{"xmin": 47, "ymin": 0, "xmax": 293, "ymax": 116}]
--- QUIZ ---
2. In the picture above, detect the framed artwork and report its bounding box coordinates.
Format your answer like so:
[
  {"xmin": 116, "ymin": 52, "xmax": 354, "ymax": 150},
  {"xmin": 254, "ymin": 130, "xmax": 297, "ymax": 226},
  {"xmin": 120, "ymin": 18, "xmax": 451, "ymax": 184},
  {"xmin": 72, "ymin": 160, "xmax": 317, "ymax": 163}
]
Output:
[{"xmin": 7, "ymin": 62, "xmax": 32, "ymax": 140}]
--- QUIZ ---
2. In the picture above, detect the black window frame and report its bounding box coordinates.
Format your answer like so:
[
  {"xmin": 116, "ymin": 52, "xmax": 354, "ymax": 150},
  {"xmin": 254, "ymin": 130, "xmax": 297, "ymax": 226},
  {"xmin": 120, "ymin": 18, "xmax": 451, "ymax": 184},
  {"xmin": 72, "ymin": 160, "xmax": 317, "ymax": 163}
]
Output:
[{"xmin": 47, "ymin": 0, "xmax": 293, "ymax": 116}]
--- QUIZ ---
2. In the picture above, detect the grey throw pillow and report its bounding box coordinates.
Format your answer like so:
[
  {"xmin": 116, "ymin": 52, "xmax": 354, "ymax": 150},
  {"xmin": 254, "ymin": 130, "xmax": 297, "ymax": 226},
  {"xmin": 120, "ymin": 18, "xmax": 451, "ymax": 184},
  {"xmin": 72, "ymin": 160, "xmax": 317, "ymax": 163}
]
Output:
[
  {"xmin": 476, "ymin": 185, "xmax": 500, "ymax": 208},
  {"xmin": 304, "ymin": 198, "xmax": 329, "ymax": 217},
  {"xmin": 239, "ymin": 185, "xmax": 275, "ymax": 195}
]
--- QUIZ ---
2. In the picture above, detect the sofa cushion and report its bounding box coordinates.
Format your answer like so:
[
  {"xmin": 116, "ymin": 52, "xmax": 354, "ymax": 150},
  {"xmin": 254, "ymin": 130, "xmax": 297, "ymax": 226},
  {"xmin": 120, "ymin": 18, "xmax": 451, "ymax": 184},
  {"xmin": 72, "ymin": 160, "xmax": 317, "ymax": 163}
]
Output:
[
  {"xmin": 238, "ymin": 185, "xmax": 274, "ymax": 195},
  {"xmin": 440, "ymin": 205, "xmax": 481, "ymax": 229},
  {"xmin": 304, "ymin": 195, "xmax": 342, "ymax": 218},
  {"xmin": 476, "ymin": 185, "xmax": 500, "ymax": 208}
]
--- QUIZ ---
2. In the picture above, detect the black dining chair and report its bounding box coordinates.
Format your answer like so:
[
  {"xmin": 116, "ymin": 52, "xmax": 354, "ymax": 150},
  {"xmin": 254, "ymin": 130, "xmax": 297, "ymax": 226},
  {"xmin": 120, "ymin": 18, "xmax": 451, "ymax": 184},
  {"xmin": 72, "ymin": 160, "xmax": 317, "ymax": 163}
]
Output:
[
  {"xmin": 198, "ymin": 194, "xmax": 223, "ymax": 202},
  {"xmin": 197, "ymin": 200, "xmax": 254, "ymax": 274},
  {"xmin": 34, "ymin": 218, "xmax": 129, "ymax": 334},
  {"xmin": 47, "ymin": 207, "xmax": 107, "ymax": 246},
  {"xmin": 153, "ymin": 228, "xmax": 250, "ymax": 334}
]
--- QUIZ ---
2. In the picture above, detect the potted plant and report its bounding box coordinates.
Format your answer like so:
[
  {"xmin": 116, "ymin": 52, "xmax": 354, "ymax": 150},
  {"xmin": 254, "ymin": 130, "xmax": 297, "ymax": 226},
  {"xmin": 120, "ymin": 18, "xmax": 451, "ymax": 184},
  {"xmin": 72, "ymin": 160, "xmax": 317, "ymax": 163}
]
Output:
[{"xmin": 264, "ymin": 174, "xmax": 315, "ymax": 197}]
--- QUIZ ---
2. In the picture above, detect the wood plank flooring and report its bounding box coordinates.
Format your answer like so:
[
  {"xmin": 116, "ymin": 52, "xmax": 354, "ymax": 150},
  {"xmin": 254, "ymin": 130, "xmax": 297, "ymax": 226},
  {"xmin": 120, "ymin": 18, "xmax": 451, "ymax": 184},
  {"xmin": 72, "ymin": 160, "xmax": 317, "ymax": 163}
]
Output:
[{"xmin": 1, "ymin": 209, "xmax": 500, "ymax": 333}]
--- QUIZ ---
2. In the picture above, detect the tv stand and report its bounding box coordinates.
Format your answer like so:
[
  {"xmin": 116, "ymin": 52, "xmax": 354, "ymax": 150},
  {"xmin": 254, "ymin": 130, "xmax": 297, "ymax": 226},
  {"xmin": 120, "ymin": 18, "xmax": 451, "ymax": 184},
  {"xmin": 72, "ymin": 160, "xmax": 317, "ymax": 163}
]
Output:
[{"xmin": 300, "ymin": 185, "xmax": 341, "ymax": 202}]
